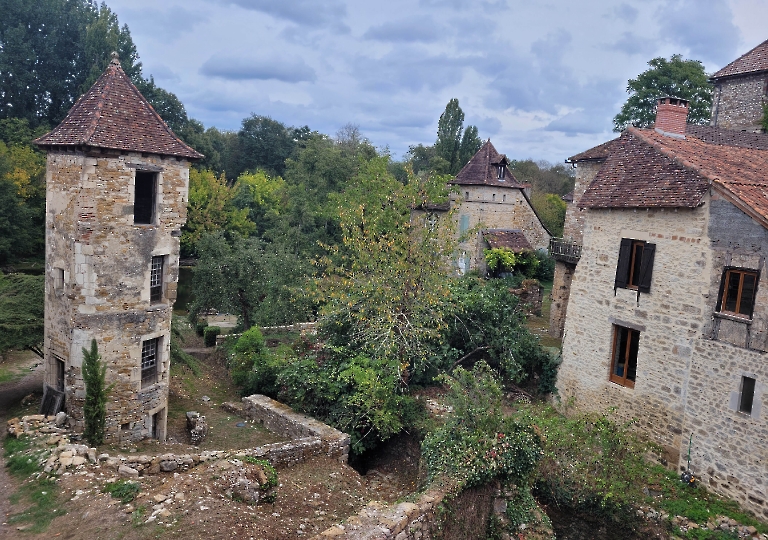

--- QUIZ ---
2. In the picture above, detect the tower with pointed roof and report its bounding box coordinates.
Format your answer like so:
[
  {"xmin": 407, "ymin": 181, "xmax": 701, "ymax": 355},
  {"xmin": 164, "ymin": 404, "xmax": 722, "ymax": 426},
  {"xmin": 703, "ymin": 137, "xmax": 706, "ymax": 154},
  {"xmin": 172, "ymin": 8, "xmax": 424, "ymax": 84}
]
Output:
[
  {"xmin": 710, "ymin": 38, "xmax": 768, "ymax": 132},
  {"xmin": 34, "ymin": 53, "xmax": 201, "ymax": 442},
  {"xmin": 448, "ymin": 140, "xmax": 551, "ymax": 273}
]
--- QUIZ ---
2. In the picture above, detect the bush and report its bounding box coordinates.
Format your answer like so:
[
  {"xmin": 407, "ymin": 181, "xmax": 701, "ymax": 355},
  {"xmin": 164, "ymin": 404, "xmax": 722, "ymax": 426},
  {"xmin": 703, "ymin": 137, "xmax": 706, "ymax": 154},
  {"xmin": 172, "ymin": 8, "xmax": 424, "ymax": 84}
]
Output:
[
  {"xmin": 195, "ymin": 319, "xmax": 208, "ymax": 336},
  {"xmin": 204, "ymin": 326, "xmax": 220, "ymax": 347},
  {"xmin": 82, "ymin": 340, "xmax": 112, "ymax": 446},
  {"xmin": 103, "ymin": 480, "xmax": 140, "ymax": 503}
]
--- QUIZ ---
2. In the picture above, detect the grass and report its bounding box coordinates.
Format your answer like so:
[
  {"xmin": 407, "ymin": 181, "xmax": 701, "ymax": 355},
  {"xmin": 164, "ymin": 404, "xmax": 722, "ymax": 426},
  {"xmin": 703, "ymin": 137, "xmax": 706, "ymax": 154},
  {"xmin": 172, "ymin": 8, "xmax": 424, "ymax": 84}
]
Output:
[
  {"xmin": 4, "ymin": 435, "xmax": 64, "ymax": 533},
  {"xmin": 103, "ymin": 479, "xmax": 141, "ymax": 503}
]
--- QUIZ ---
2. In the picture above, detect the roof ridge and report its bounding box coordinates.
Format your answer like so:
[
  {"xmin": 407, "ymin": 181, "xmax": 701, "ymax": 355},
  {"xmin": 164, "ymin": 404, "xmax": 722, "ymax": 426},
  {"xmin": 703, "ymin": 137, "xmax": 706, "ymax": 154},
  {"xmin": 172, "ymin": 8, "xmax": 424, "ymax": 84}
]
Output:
[{"xmin": 712, "ymin": 38, "xmax": 768, "ymax": 79}]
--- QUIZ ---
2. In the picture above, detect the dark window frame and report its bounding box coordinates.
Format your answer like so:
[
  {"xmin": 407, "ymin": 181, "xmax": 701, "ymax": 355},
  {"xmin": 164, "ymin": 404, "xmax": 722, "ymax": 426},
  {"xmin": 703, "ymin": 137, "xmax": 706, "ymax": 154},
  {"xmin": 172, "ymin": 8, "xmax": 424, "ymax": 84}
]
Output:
[
  {"xmin": 609, "ymin": 325, "xmax": 639, "ymax": 388},
  {"xmin": 739, "ymin": 376, "xmax": 756, "ymax": 414},
  {"xmin": 141, "ymin": 338, "xmax": 159, "ymax": 388},
  {"xmin": 150, "ymin": 256, "xmax": 164, "ymax": 303},
  {"xmin": 716, "ymin": 267, "xmax": 759, "ymax": 318},
  {"xmin": 134, "ymin": 171, "xmax": 157, "ymax": 225},
  {"xmin": 615, "ymin": 238, "xmax": 656, "ymax": 297}
]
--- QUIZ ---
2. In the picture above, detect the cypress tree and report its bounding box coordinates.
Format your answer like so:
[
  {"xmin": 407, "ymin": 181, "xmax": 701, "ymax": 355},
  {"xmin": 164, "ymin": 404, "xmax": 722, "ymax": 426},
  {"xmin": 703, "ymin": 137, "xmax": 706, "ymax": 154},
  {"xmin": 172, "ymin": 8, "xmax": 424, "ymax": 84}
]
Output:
[{"xmin": 82, "ymin": 339, "xmax": 110, "ymax": 446}]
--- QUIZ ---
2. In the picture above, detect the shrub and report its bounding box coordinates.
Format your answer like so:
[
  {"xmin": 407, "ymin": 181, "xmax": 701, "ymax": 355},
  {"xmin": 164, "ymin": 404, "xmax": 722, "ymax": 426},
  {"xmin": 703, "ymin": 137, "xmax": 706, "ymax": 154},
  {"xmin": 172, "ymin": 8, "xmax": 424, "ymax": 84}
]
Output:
[
  {"xmin": 103, "ymin": 480, "xmax": 140, "ymax": 503},
  {"xmin": 195, "ymin": 319, "xmax": 208, "ymax": 336},
  {"xmin": 204, "ymin": 326, "xmax": 220, "ymax": 347},
  {"xmin": 82, "ymin": 339, "xmax": 112, "ymax": 446}
]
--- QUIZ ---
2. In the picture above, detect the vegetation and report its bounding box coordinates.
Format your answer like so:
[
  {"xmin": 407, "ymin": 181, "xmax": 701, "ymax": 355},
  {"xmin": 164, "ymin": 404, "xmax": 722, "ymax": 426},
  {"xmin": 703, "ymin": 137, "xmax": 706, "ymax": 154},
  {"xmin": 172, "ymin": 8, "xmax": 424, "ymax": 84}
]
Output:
[
  {"xmin": 614, "ymin": 54, "xmax": 713, "ymax": 132},
  {"xmin": 103, "ymin": 479, "xmax": 141, "ymax": 503},
  {"xmin": 0, "ymin": 272, "xmax": 44, "ymax": 358},
  {"xmin": 82, "ymin": 339, "xmax": 112, "ymax": 446}
]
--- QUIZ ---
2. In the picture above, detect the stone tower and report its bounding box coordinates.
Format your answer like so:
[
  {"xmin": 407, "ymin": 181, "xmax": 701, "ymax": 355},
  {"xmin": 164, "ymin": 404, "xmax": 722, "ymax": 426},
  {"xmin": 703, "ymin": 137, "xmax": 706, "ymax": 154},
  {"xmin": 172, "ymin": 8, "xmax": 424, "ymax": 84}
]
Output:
[
  {"xmin": 34, "ymin": 53, "xmax": 202, "ymax": 442},
  {"xmin": 710, "ymin": 38, "xmax": 768, "ymax": 132}
]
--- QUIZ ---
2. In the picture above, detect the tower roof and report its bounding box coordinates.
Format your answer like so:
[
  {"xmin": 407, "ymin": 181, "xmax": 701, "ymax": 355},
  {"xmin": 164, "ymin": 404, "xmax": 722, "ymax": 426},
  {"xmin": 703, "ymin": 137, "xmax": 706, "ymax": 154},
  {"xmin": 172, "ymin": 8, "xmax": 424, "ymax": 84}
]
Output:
[
  {"xmin": 450, "ymin": 140, "xmax": 526, "ymax": 188},
  {"xmin": 711, "ymin": 39, "xmax": 768, "ymax": 80},
  {"xmin": 35, "ymin": 53, "xmax": 202, "ymax": 160}
]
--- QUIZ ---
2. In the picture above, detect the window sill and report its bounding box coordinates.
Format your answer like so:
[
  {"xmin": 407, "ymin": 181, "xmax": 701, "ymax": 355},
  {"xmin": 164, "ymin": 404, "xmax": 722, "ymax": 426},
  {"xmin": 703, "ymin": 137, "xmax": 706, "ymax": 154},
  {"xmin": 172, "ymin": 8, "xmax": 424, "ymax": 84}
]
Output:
[
  {"xmin": 147, "ymin": 303, "xmax": 169, "ymax": 312},
  {"xmin": 713, "ymin": 312, "xmax": 752, "ymax": 324}
]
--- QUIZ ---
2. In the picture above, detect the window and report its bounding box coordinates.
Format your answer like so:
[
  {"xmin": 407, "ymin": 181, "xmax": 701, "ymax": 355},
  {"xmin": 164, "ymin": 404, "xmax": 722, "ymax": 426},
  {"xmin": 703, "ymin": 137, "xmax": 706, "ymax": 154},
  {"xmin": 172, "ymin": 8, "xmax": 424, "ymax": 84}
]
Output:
[
  {"xmin": 497, "ymin": 165, "xmax": 505, "ymax": 180},
  {"xmin": 739, "ymin": 376, "xmax": 756, "ymax": 414},
  {"xmin": 150, "ymin": 256, "xmax": 164, "ymax": 303},
  {"xmin": 610, "ymin": 325, "xmax": 639, "ymax": 388},
  {"xmin": 615, "ymin": 238, "xmax": 655, "ymax": 293},
  {"xmin": 141, "ymin": 338, "xmax": 159, "ymax": 388},
  {"xmin": 502, "ymin": 194, "xmax": 506, "ymax": 202},
  {"xmin": 459, "ymin": 214, "xmax": 470, "ymax": 235},
  {"xmin": 134, "ymin": 171, "xmax": 156, "ymax": 224},
  {"xmin": 465, "ymin": 191, "xmax": 470, "ymax": 200},
  {"xmin": 492, "ymin": 193, "xmax": 496, "ymax": 201},
  {"xmin": 53, "ymin": 268, "xmax": 64, "ymax": 291},
  {"xmin": 54, "ymin": 356, "xmax": 65, "ymax": 392},
  {"xmin": 717, "ymin": 268, "xmax": 758, "ymax": 318}
]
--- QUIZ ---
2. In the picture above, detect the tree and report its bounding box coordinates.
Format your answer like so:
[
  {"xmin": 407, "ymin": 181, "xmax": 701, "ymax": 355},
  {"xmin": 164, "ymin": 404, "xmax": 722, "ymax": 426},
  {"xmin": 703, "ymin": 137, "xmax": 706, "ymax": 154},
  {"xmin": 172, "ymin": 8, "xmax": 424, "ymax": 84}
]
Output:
[
  {"xmin": 435, "ymin": 99, "xmax": 465, "ymax": 172},
  {"xmin": 82, "ymin": 339, "xmax": 111, "ymax": 446},
  {"xmin": 457, "ymin": 124, "xmax": 481, "ymax": 171},
  {"xmin": 530, "ymin": 192, "xmax": 567, "ymax": 237},
  {"xmin": 614, "ymin": 55, "xmax": 713, "ymax": 132},
  {"xmin": 0, "ymin": 273, "xmax": 44, "ymax": 358},
  {"xmin": 233, "ymin": 115, "xmax": 298, "ymax": 177}
]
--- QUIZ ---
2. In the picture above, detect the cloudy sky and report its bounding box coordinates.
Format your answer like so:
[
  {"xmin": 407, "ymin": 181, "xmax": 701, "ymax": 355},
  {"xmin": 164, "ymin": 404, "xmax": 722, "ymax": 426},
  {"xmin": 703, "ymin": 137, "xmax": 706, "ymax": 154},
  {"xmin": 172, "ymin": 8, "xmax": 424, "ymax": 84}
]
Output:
[{"xmin": 106, "ymin": 0, "xmax": 768, "ymax": 163}]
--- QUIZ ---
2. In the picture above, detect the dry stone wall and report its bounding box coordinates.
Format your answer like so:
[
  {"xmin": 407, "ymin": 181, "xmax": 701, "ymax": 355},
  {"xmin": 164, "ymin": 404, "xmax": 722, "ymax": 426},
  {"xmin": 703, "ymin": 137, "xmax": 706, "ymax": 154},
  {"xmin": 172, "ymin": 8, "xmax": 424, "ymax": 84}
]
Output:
[{"xmin": 711, "ymin": 73, "xmax": 768, "ymax": 132}]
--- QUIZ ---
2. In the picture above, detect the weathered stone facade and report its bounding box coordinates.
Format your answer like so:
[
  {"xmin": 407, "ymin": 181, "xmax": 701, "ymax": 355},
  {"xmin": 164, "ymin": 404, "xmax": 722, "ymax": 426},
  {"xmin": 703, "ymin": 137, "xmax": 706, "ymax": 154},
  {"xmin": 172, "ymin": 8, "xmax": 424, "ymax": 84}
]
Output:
[
  {"xmin": 43, "ymin": 150, "xmax": 190, "ymax": 442},
  {"xmin": 453, "ymin": 186, "xmax": 550, "ymax": 272},
  {"xmin": 711, "ymin": 73, "xmax": 768, "ymax": 133},
  {"xmin": 558, "ymin": 195, "xmax": 768, "ymax": 517}
]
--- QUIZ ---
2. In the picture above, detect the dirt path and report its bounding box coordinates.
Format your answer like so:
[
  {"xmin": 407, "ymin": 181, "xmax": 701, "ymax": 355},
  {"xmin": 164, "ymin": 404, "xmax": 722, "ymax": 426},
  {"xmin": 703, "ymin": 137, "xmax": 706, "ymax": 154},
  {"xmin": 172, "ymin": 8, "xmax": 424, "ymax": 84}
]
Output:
[{"xmin": 0, "ymin": 352, "xmax": 44, "ymax": 538}]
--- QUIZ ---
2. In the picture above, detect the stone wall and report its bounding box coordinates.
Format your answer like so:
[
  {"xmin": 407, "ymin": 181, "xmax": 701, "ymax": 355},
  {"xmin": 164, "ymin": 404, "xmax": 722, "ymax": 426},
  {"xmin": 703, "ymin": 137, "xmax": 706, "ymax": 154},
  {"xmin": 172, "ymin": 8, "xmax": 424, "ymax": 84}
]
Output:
[
  {"xmin": 549, "ymin": 262, "xmax": 575, "ymax": 338},
  {"xmin": 557, "ymin": 195, "xmax": 768, "ymax": 518},
  {"xmin": 711, "ymin": 73, "xmax": 768, "ymax": 132},
  {"xmin": 44, "ymin": 149, "xmax": 190, "ymax": 442}
]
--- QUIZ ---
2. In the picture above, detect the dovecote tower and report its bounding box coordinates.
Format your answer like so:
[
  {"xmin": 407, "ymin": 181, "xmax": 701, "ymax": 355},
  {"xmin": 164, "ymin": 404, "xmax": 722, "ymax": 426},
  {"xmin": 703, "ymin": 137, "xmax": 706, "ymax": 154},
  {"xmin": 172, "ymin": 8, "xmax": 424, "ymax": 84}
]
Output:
[{"xmin": 34, "ymin": 53, "xmax": 202, "ymax": 442}]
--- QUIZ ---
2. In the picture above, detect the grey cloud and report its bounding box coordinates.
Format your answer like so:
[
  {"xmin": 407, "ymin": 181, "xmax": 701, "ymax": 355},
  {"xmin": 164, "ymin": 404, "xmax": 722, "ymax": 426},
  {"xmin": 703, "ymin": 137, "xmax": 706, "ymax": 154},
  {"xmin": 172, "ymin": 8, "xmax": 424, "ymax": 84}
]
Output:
[
  {"xmin": 115, "ymin": 6, "xmax": 206, "ymax": 41},
  {"xmin": 363, "ymin": 20, "xmax": 444, "ymax": 43},
  {"xmin": 222, "ymin": 0, "xmax": 348, "ymax": 30},
  {"xmin": 656, "ymin": 0, "xmax": 739, "ymax": 65},
  {"xmin": 544, "ymin": 109, "xmax": 611, "ymax": 135},
  {"xmin": 146, "ymin": 63, "xmax": 180, "ymax": 83},
  {"xmin": 419, "ymin": 0, "xmax": 508, "ymax": 11},
  {"xmin": 612, "ymin": 3, "xmax": 639, "ymax": 23},
  {"xmin": 612, "ymin": 32, "xmax": 655, "ymax": 56},
  {"xmin": 200, "ymin": 55, "xmax": 317, "ymax": 82}
]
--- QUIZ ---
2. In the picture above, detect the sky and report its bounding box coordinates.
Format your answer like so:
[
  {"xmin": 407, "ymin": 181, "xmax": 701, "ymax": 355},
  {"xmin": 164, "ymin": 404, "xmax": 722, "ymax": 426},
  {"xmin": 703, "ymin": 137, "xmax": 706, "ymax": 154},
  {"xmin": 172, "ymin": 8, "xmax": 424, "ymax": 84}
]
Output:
[{"xmin": 105, "ymin": 0, "xmax": 768, "ymax": 163}]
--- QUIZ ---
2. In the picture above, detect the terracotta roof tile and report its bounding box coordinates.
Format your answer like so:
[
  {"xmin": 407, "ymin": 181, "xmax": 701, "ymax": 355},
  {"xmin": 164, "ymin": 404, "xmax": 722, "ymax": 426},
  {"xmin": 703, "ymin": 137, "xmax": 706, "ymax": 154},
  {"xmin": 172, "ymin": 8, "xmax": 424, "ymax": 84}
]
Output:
[
  {"xmin": 567, "ymin": 138, "xmax": 620, "ymax": 162},
  {"xmin": 450, "ymin": 140, "xmax": 526, "ymax": 188},
  {"xmin": 483, "ymin": 229, "xmax": 533, "ymax": 252},
  {"xmin": 35, "ymin": 55, "xmax": 202, "ymax": 160},
  {"xmin": 711, "ymin": 39, "xmax": 768, "ymax": 79},
  {"xmin": 685, "ymin": 124, "xmax": 768, "ymax": 150}
]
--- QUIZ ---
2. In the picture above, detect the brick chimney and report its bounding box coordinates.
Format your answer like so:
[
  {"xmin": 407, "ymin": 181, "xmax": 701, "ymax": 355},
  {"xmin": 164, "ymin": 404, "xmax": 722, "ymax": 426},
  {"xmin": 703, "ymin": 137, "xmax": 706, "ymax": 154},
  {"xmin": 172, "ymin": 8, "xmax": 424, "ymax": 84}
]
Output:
[{"xmin": 654, "ymin": 97, "xmax": 689, "ymax": 136}]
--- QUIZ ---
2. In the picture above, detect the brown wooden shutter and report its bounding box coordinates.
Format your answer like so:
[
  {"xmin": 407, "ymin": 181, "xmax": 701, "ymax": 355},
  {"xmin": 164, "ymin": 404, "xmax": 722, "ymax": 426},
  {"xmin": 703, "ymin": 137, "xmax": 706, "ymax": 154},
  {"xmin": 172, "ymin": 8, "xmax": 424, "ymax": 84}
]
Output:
[
  {"xmin": 715, "ymin": 268, "xmax": 727, "ymax": 312},
  {"xmin": 637, "ymin": 243, "xmax": 655, "ymax": 294},
  {"xmin": 614, "ymin": 238, "xmax": 632, "ymax": 292}
]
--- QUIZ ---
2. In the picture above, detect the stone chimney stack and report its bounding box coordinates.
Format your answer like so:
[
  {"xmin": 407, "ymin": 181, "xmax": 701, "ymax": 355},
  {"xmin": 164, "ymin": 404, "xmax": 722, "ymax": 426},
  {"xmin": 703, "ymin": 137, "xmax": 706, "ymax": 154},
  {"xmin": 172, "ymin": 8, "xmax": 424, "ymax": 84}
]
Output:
[{"xmin": 654, "ymin": 97, "xmax": 689, "ymax": 136}]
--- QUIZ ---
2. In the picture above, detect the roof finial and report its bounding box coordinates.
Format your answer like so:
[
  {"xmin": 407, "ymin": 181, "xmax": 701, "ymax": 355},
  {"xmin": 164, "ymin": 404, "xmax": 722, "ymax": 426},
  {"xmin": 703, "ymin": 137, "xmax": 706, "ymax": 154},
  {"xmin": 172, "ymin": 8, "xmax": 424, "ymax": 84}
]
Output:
[{"xmin": 110, "ymin": 51, "xmax": 120, "ymax": 66}]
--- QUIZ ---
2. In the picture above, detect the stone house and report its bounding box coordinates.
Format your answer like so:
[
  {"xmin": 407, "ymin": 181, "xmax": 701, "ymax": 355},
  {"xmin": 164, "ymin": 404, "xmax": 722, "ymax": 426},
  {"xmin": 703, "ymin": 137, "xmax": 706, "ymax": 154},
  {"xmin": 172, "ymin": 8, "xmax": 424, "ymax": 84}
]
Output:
[
  {"xmin": 447, "ymin": 140, "xmax": 551, "ymax": 274},
  {"xmin": 556, "ymin": 90, "xmax": 768, "ymax": 518},
  {"xmin": 34, "ymin": 53, "xmax": 201, "ymax": 442}
]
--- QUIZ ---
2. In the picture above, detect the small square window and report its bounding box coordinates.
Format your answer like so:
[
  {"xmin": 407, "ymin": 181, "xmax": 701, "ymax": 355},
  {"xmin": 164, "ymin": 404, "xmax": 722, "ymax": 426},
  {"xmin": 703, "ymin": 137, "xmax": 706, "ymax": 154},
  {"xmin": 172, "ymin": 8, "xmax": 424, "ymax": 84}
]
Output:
[
  {"xmin": 718, "ymin": 268, "xmax": 758, "ymax": 318},
  {"xmin": 739, "ymin": 376, "xmax": 756, "ymax": 414},
  {"xmin": 610, "ymin": 325, "xmax": 639, "ymax": 388},
  {"xmin": 150, "ymin": 256, "xmax": 164, "ymax": 303},
  {"xmin": 141, "ymin": 338, "xmax": 159, "ymax": 388}
]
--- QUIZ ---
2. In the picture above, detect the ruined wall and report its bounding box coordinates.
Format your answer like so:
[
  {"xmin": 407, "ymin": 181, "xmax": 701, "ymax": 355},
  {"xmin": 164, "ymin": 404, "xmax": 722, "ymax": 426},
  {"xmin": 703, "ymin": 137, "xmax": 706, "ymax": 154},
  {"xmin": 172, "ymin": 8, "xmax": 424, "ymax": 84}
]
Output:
[
  {"xmin": 453, "ymin": 185, "xmax": 551, "ymax": 271},
  {"xmin": 44, "ymin": 149, "xmax": 189, "ymax": 442},
  {"xmin": 558, "ymin": 203, "xmax": 711, "ymax": 463},
  {"xmin": 711, "ymin": 73, "xmax": 768, "ymax": 132}
]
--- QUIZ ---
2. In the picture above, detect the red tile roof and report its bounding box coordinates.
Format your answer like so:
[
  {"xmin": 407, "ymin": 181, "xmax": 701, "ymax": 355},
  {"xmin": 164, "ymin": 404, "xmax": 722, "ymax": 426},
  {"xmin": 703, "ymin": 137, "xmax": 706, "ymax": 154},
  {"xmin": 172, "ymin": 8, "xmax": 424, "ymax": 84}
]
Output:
[
  {"xmin": 35, "ymin": 55, "xmax": 202, "ymax": 160},
  {"xmin": 450, "ymin": 140, "xmax": 526, "ymax": 188},
  {"xmin": 579, "ymin": 127, "xmax": 768, "ymax": 226},
  {"xmin": 711, "ymin": 39, "xmax": 768, "ymax": 79},
  {"xmin": 483, "ymin": 229, "xmax": 533, "ymax": 252},
  {"xmin": 568, "ymin": 138, "xmax": 621, "ymax": 162},
  {"xmin": 686, "ymin": 124, "xmax": 768, "ymax": 150}
]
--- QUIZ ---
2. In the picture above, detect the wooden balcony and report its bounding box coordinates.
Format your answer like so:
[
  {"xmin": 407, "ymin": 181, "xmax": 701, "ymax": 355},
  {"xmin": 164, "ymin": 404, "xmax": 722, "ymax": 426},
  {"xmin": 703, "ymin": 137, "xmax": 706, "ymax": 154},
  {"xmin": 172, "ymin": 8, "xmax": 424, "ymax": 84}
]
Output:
[{"xmin": 549, "ymin": 237, "xmax": 582, "ymax": 264}]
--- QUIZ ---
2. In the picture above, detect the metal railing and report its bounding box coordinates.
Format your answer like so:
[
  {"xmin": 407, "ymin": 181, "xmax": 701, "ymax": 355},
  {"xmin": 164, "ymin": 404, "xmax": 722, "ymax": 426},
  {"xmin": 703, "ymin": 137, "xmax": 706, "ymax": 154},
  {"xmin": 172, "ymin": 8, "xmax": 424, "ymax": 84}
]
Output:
[{"xmin": 549, "ymin": 237, "xmax": 582, "ymax": 264}]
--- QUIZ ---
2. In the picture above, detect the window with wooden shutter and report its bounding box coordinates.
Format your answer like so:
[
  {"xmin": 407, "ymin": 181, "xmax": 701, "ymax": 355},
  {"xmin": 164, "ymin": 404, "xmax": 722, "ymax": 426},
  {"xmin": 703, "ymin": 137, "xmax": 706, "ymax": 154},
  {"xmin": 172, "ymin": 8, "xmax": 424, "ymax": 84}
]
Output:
[
  {"xmin": 610, "ymin": 325, "xmax": 639, "ymax": 388},
  {"xmin": 615, "ymin": 238, "xmax": 655, "ymax": 295},
  {"xmin": 717, "ymin": 268, "xmax": 758, "ymax": 318}
]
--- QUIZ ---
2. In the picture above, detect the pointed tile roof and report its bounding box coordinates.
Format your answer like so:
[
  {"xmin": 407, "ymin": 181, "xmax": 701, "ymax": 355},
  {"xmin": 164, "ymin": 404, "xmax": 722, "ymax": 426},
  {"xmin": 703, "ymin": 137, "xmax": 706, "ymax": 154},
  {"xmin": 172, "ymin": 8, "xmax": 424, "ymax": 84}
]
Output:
[
  {"xmin": 35, "ymin": 53, "xmax": 202, "ymax": 160},
  {"xmin": 450, "ymin": 140, "xmax": 526, "ymax": 188},
  {"xmin": 567, "ymin": 138, "xmax": 621, "ymax": 162},
  {"xmin": 711, "ymin": 39, "xmax": 768, "ymax": 80}
]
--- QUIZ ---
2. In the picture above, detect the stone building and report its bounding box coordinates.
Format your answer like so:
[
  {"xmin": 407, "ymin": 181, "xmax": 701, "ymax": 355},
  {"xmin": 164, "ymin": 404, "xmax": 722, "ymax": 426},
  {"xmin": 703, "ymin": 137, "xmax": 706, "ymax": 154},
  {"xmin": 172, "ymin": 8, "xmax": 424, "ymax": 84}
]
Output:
[
  {"xmin": 711, "ymin": 38, "xmax": 768, "ymax": 132},
  {"xmin": 447, "ymin": 140, "xmax": 551, "ymax": 273},
  {"xmin": 556, "ymin": 96, "xmax": 768, "ymax": 517},
  {"xmin": 34, "ymin": 54, "xmax": 201, "ymax": 442}
]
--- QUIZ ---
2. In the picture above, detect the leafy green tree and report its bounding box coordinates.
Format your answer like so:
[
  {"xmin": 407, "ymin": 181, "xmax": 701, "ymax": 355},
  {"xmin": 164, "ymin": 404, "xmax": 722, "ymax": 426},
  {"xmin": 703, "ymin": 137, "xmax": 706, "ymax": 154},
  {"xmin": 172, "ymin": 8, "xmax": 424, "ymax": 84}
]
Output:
[
  {"xmin": 530, "ymin": 192, "xmax": 567, "ymax": 237},
  {"xmin": 189, "ymin": 233, "xmax": 311, "ymax": 328},
  {"xmin": 0, "ymin": 176, "xmax": 38, "ymax": 263},
  {"xmin": 434, "ymin": 99, "xmax": 482, "ymax": 174},
  {"xmin": 231, "ymin": 170, "xmax": 287, "ymax": 236},
  {"xmin": 509, "ymin": 159, "xmax": 575, "ymax": 197},
  {"xmin": 614, "ymin": 55, "xmax": 713, "ymax": 132},
  {"xmin": 233, "ymin": 115, "xmax": 301, "ymax": 177},
  {"xmin": 317, "ymin": 156, "xmax": 455, "ymax": 382},
  {"xmin": 82, "ymin": 339, "xmax": 112, "ymax": 446},
  {"xmin": 181, "ymin": 169, "xmax": 254, "ymax": 256},
  {"xmin": 457, "ymin": 124, "xmax": 482, "ymax": 171},
  {"xmin": 0, "ymin": 273, "xmax": 44, "ymax": 358}
]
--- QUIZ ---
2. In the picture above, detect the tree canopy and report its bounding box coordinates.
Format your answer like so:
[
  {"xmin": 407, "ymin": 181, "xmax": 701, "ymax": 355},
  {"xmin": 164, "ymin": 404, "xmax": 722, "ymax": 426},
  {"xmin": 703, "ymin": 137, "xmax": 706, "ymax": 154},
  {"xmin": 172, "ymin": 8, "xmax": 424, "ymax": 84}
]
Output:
[
  {"xmin": 0, "ymin": 273, "xmax": 44, "ymax": 358},
  {"xmin": 613, "ymin": 55, "xmax": 713, "ymax": 132}
]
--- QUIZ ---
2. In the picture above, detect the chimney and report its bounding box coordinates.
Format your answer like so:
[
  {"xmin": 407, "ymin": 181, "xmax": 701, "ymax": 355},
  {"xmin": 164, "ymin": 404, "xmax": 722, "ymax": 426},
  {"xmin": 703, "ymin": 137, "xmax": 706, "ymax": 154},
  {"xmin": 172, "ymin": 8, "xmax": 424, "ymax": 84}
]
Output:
[{"xmin": 654, "ymin": 97, "xmax": 689, "ymax": 137}]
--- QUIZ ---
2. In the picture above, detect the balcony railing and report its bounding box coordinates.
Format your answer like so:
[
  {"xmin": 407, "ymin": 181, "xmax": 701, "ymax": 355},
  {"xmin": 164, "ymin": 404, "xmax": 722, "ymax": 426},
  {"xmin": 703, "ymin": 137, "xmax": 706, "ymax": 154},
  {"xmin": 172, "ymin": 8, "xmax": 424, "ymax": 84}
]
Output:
[{"xmin": 549, "ymin": 237, "xmax": 582, "ymax": 264}]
